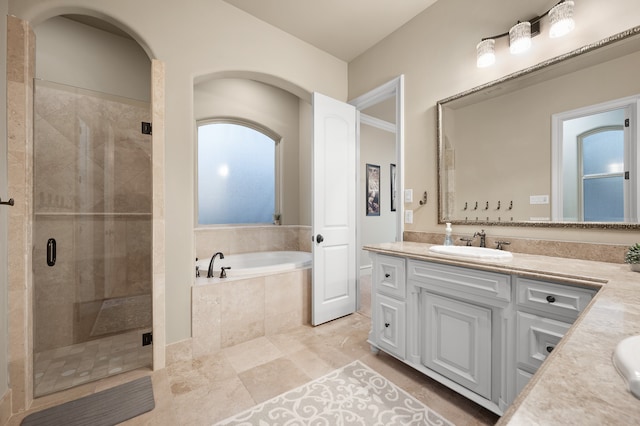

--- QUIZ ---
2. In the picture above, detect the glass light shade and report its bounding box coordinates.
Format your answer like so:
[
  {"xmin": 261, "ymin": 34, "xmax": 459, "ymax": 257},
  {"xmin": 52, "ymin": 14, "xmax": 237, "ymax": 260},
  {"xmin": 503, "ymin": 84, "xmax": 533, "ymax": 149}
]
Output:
[
  {"xmin": 476, "ymin": 39, "xmax": 496, "ymax": 68},
  {"xmin": 509, "ymin": 21, "xmax": 532, "ymax": 54},
  {"xmin": 549, "ymin": 1, "xmax": 575, "ymax": 38}
]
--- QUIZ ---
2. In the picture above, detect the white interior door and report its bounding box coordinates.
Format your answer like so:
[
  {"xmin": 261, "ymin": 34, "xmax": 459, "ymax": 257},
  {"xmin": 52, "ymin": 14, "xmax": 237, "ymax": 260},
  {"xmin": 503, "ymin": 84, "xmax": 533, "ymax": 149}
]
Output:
[{"xmin": 312, "ymin": 92, "xmax": 357, "ymax": 326}]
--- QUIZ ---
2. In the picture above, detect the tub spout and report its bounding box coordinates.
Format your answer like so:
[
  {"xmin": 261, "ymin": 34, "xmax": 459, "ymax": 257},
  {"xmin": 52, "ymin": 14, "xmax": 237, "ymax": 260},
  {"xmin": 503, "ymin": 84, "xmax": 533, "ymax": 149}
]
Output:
[{"xmin": 207, "ymin": 252, "xmax": 225, "ymax": 278}]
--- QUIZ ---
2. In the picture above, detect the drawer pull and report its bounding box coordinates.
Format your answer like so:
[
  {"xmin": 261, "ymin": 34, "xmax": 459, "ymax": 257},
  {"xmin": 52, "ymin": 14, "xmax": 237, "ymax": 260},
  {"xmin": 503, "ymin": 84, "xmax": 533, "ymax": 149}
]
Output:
[
  {"xmin": 546, "ymin": 295, "xmax": 556, "ymax": 303},
  {"xmin": 384, "ymin": 322, "xmax": 390, "ymax": 328},
  {"xmin": 385, "ymin": 273, "xmax": 391, "ymax": 278},
  {"xmin": 546, "ymin": 345, "xmax": 554, "ymax": 353}
]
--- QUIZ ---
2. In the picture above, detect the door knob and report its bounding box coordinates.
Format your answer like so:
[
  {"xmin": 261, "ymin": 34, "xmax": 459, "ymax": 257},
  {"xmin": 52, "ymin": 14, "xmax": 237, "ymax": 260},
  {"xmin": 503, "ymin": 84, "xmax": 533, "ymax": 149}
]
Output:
[{"xmin": 316, "ymin": 234, "xmax": 324, "ymax": 244}]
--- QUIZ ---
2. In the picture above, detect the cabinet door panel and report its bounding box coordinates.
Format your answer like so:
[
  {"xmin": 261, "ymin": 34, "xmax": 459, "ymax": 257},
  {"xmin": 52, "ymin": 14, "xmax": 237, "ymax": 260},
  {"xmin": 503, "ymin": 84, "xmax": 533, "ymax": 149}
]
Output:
[
  {"xmin": 375, "ymin": 294, "xmax": 406, "ymax": 358},
  {"xmin": 422, "ymin": 292, "xmax": 492, "ymax": 399}
]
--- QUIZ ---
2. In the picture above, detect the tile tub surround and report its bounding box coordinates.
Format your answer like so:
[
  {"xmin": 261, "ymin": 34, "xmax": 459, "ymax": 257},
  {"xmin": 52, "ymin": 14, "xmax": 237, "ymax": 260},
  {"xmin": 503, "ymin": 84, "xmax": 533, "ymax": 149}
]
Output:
[
  {"xmin": 364, "ymin": 241, "xmax": 640, "ymax": 424},
  {"xmin": 404, "ymin": 231, "xmax": 629, "ymax": 264},
  {"xmin": 191, "ymin": 268, "xmax": 311, "ymax": 359},
  {"xmin": 195, "ymin": 225, "xmax": 311, "ymax": 259}
]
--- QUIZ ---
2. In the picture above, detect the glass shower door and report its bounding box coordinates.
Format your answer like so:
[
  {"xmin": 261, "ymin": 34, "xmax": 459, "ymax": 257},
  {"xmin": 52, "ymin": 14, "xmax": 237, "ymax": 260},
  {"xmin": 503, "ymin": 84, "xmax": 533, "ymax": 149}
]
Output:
[{"xmin": 33, "ymin": 79, "xmax": 153, "ymax": 396}]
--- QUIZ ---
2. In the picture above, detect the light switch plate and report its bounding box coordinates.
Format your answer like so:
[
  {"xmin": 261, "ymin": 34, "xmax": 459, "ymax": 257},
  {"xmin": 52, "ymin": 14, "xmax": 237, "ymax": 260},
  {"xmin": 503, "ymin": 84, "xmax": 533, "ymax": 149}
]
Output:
[
  {"xmin": 404, "ymin": 189, "xmax": 413, "ymax": 203},
  {"xmin": 405, "ymin": 210, "xmax": 413, "ymax": 224}
]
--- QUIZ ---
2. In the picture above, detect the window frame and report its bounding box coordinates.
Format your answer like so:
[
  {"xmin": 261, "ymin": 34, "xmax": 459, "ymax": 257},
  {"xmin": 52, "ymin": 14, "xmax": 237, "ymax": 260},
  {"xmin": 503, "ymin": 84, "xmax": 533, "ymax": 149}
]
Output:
[{"xmin": 195, "ymin": 117, "xmax": 282, "ymax": 226}]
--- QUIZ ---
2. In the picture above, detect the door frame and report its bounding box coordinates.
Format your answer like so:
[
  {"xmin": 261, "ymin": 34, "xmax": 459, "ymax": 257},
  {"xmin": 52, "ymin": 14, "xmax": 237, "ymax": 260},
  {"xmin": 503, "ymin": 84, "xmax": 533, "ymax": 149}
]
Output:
[{"xmin": 349, "ymin": 76, "xmax": 404, "ymax": 308}]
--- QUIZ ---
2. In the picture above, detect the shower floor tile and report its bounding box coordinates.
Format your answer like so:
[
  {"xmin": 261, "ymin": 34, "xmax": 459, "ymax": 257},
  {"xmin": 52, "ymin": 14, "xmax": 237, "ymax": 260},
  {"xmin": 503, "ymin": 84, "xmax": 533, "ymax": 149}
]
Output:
[{"xmin": 33, "ymin": 329, "xmax": 152, "ymax": 397}]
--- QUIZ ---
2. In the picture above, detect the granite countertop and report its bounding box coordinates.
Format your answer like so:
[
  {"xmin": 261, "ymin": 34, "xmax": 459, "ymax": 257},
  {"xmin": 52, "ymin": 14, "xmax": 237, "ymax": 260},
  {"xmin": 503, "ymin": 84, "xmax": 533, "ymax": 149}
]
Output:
[{"xmin": 363, "ymin": 241, "xmax": 640, "ymax": 425}]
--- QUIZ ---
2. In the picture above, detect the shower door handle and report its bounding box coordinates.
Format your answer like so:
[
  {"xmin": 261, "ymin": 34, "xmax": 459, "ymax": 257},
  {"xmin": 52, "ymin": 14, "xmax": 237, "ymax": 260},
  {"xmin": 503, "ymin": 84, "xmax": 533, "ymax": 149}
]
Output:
[{"xmin": 46, "ymin": 238, "xmax": 56, "ymax": 267}]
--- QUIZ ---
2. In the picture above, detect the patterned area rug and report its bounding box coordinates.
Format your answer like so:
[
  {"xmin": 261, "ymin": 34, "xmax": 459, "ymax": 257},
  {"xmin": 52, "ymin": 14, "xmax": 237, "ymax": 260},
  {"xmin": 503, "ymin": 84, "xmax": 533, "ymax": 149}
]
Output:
[{"xmin": 215, "ymin": 360, "xmax": 454, "ymax": 426}]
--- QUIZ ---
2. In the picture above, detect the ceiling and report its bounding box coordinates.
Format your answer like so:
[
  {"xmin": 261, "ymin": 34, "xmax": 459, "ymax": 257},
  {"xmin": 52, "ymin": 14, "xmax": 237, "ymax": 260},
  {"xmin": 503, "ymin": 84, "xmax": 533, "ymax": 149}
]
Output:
[{"xmin": 223, "ymin": 0, "xmax": 440, "ymax": 62}]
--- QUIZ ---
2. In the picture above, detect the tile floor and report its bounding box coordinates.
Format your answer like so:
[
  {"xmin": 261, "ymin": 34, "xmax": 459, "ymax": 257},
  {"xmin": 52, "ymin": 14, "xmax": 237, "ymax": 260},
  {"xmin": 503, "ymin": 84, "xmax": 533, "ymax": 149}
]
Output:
[
  {"xmin": 11, "ymin": 274, "xmax": 499, "ymax": 425},
  {"xmin": 33, "ymin": 329, "xmax": 152, "ymax": 397}
]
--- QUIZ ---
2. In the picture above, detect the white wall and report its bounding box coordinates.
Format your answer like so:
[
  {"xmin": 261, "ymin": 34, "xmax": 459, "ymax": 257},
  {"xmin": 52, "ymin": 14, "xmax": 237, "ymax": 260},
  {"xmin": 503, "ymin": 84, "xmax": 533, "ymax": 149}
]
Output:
[
  {"xmin": 0, "ymin": 0, "xmax": 9, "ymax": 408},
  {"xmin": 349, "ymin": 0, "xmax": 640, "ymax": 244},
  {"xmin": 9, "ymin": 0, "xmax": 348, "ymax": 344},
  {"xmin": 193, "ymin": 78, "xmax": 303, "ymax": 225},
  {"xmin": 360, "ymin": 124, "xmax": 397, "ymax": 269},
  {"xmin": 35, "ymin": 16, "xmax": 150, "ymax": 101}
]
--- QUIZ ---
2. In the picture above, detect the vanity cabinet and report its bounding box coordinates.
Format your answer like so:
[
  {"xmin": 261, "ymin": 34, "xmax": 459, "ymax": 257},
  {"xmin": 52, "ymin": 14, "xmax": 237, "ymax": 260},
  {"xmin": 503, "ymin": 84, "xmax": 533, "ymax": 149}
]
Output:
[
  {"xmin": 408, "ymin": 260, "xmax": 512, "ymax": 409},
  {"xmin": 514, "ymin": 277, "xmax": 596, "ymax": 395},
  {"xmin": 367, "ymin": 250, "xmax": 598, "ymax": 416},
  {"xmin": 368, "ymin": 253, "xmax": 512, "ymax": 414}
]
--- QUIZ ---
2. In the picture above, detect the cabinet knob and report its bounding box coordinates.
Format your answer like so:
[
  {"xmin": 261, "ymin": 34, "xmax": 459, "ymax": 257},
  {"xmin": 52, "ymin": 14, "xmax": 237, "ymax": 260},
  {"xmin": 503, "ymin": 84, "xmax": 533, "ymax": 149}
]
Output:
[
  {"xmin": 385, "ymin": 273, "xmax": 391, "ymax": 278},
  {"xmin": 384, "ymin": 322, "xmax": 390, "ymax": 328},
  {"xmin": 546, "ymin": 345, "xmax": 554, "ymax": 353},
  {"xmin": 546, "ymin": 295, "xmax": 556, "ymax": 303}
]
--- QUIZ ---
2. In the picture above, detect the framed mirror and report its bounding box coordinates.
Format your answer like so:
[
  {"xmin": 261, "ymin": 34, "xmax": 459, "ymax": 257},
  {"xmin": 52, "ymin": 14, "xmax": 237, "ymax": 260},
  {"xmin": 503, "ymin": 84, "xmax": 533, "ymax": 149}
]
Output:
[{"xmin": 437, "ymin": 26, "xmax": 640, "ymax": 229}]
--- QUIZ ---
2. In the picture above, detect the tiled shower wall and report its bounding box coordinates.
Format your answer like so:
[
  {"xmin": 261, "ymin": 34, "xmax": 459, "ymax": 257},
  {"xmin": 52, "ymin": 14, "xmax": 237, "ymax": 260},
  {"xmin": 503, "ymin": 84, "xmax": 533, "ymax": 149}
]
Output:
[{"xmin": 33, "ymin": 81, "xmax": 152, "ymax": 352}]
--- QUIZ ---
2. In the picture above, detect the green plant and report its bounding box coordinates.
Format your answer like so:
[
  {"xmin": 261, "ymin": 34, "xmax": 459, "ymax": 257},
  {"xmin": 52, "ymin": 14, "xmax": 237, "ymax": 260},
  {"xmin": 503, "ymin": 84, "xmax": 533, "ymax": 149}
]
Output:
[{"xmin": 625, "ymin": 243, "xmax": 640, "ymax": 264}]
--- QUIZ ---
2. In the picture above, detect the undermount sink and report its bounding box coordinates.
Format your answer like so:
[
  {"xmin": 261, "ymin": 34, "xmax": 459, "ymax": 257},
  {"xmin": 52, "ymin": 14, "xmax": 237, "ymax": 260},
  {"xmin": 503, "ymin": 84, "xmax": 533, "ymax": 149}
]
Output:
[{"xmin": 429, "ymin": 245, "xmax": 513, "ymax": 260}]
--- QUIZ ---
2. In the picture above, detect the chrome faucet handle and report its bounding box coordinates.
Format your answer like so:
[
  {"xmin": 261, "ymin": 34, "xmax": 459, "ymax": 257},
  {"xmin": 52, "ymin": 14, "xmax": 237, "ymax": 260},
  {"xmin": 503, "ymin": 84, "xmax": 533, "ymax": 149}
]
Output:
[{"xmin": 495, "ymin": 241, "xmax": 511, "ymax": 250}]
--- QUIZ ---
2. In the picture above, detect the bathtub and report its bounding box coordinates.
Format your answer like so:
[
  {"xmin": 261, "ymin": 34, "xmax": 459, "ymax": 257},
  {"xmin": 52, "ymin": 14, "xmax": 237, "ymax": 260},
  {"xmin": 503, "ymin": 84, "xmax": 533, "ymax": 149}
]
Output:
[{"xmin": 196, "ymin": 251, "xmax": 312, "ymax": 280}]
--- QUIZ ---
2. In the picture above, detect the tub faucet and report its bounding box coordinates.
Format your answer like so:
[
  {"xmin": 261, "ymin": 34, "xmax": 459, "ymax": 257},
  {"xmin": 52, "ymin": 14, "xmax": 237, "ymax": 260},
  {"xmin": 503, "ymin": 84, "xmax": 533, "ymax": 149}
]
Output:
[
  {"xmin": 207, "ymin": 252, "xmax": 225, "ymax": 278},
  {"xmin": 474, "ymin": 230, "xmax": 486, "ymax": 248}
]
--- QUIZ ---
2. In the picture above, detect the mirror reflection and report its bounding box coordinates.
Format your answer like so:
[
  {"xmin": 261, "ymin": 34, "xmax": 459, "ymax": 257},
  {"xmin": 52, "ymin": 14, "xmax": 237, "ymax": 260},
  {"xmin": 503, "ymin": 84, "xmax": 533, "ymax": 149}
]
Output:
[{"xmin": 438, "ymin": 26, "xmax": 640, "ymax": 228}]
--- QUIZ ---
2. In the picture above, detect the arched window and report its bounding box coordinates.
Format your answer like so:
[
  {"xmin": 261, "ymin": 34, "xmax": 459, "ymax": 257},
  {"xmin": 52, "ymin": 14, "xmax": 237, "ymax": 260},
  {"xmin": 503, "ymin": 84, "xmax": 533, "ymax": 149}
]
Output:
[
  {"xmin": 578, "ymin": 125, "xmax": 624, "ymax": 222},
  {"xmin": 197, "ymin": 121, "xmax": 279, "ymax": 225}
]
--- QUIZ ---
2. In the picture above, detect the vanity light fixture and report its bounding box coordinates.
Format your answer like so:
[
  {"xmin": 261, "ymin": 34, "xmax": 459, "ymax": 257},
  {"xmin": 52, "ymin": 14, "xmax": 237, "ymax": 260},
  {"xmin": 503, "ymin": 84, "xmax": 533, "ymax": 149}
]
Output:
[
  {"xmin": 476, "ymin": 0, "xmax": 576, "ymax": 68},
  {"xmin": 476, "ymin": 39, "xmax": 496, "ymax": 68},
  {"xmin": 509, "ymin": 21, "xmax": 532, "ymax": 54},
  {"xmin": 549, "ymin": 0, "xmax": 575, "ymax": 38}
]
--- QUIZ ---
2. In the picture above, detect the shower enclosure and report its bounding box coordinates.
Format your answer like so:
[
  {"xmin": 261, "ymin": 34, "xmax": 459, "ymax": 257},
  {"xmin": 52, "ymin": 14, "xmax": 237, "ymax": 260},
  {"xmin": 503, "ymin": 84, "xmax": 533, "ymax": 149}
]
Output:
[{"xmin": 32, "ymin": 79, "xmax": 153, "ymax": 396}]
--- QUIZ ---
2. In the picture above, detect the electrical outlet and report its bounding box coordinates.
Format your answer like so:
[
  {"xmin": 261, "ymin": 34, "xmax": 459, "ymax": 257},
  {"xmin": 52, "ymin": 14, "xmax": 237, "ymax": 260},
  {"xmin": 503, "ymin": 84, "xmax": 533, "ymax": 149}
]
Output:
[
  {"xmin": 529, "ymin": 195, "xmax": 549, "ymax": 205},
  {"xmin": 405, "ymin": 209, "xmax": 413, "ymax": 224}
]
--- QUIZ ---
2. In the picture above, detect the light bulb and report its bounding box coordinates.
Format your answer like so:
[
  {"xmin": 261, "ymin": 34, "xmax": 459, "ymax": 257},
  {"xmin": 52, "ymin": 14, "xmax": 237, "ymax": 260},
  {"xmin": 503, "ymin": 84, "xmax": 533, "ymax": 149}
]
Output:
[
  {"xmin": 476, "ymin": 39, "xmax": 496, "ymax": 68},
  {"xmin": 549, "ymin": 1, "xmax": 575, "ymax": 38},
  {"xmin": 509, "ymin": 21, "xmax": 532, "ymax": 54}
]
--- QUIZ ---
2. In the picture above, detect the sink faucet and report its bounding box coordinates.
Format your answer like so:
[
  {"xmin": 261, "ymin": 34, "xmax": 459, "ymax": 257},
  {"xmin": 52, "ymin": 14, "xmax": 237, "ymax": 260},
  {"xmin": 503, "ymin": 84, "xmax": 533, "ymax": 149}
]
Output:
[
  {"xmin": 207, "ymin": 252, "xmax": 225, "ymax": 278},
  {"xmin": 473, "ymin": 230, "xmax": 486, "ymax": 247}
]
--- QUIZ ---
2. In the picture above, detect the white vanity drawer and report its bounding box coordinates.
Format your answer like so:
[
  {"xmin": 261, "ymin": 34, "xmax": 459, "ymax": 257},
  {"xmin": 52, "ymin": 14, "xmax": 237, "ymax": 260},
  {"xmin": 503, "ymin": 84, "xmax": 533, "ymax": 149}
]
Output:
[
  {"xmin": 408, "ymin": 260, "xmax": 511, "ymax": 302},
  {"xmin": 374, "ymin": 294, "xmax": 406, "ymax": 359},
  {"xmin": 516, "ymin": 277, "xmax": 594, "ymax": 320},
  {"xmin": 374, "ymin": 254, "xmax": 406, "ymax": 299},
  {"xmin": 516, "ymin": 311, "xmax": 571, "ymax": 372}
]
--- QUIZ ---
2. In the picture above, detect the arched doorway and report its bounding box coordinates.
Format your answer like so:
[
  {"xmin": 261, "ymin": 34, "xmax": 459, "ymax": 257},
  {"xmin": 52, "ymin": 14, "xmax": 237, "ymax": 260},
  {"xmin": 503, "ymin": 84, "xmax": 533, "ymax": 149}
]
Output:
[{"xmin": 31, "ymin": 14, "xmax": 153, "ymax": 396}]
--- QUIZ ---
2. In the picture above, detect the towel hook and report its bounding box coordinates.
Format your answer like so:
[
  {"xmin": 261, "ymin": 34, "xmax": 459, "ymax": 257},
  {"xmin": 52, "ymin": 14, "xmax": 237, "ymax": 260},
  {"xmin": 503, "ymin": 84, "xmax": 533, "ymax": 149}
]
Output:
[{"xmin": 0, "ymin": 197, "xmax": 14, "ymax": 206}]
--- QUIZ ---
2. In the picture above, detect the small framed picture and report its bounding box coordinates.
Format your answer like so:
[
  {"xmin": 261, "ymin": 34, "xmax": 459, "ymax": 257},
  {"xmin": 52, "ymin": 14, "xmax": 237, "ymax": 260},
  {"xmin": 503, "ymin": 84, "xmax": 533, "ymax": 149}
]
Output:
[
  {"xmin": 390, "ymin": 163, "xmax": 397, "ymax": 212},
  {"xmin": 366, "ymin": 164, "xmax": 380, "ymax": 216}
]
